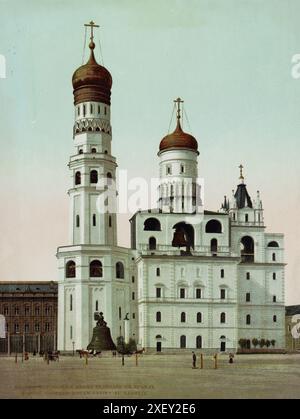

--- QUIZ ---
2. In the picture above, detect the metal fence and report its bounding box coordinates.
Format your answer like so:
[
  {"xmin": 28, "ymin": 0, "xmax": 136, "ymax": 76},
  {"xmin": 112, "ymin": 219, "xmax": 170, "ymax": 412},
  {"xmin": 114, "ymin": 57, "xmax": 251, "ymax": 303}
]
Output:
[{"xmin": 0, "ymin": 334, "xmax": 56, "ymax": 354}]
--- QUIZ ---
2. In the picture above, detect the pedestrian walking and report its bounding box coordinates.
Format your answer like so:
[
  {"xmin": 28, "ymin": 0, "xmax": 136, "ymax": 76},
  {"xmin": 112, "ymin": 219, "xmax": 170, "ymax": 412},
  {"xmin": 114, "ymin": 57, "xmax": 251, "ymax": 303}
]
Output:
[{"xmin": 192, "ymin": 351, "xmax": 197, "ymax": 369}]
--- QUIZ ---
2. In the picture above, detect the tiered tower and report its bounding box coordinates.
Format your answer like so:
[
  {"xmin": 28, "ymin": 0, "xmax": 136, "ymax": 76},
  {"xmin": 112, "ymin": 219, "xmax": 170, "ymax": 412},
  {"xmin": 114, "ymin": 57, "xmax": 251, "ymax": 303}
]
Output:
[
  {"xmin": 57, "ymin": 23, "xmax": 136, "ymax": 351},
  {"xmin": 158, "ymin": 98, "xmax": 199, "ymax": 214}
]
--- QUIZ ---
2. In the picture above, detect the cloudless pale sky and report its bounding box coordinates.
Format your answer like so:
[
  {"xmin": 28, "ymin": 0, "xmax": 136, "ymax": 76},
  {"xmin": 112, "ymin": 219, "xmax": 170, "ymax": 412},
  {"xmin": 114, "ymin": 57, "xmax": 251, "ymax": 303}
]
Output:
[{"xmin": 0, "ymin": 0, "xmax": 299, "ymax": 304}]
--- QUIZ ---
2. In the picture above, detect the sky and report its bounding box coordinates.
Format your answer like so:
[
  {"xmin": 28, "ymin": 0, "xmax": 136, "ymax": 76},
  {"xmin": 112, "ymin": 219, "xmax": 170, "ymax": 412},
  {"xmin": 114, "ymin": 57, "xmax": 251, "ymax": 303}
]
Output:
[{"xmin": 0, "ymin": 0, "xmax": 299, "ymax": 304}]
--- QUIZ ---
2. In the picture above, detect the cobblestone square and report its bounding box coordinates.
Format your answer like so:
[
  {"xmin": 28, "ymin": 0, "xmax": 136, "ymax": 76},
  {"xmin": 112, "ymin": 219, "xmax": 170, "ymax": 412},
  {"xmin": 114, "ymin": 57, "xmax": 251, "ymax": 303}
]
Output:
[{"xmin": 0, "ymin": 353, "xmax": 299, "ymax": 399}]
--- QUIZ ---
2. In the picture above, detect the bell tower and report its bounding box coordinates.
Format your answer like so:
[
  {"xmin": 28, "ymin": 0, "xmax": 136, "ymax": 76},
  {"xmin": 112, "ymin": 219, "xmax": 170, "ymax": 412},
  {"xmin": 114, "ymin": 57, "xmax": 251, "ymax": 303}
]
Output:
[
  {"xmin": 158, "ymin": 98, "xmax": 199, "ymax": 214},
  {"xmin": 70, "ymin": 21, "xmax": 117, "ymax": 246},
  {"xmin": 57, "ymin": 22, "xmax": 136, "ymax": 353}
]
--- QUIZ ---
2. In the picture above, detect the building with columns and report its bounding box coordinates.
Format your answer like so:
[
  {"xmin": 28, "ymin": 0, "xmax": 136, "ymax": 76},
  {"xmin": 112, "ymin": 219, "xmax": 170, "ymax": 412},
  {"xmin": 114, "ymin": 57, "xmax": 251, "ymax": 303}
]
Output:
[{"xmin": 57, "ymin": 24, "xmax": 285, "ymax": 353}]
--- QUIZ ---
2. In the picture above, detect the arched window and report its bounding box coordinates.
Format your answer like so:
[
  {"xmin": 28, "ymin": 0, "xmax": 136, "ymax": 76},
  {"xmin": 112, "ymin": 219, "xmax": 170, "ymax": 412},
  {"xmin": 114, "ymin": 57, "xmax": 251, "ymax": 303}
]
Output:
[
  {"xmin": 76, "ymin": 215, "xmax": 80, "ymax": 227},
  {"xmin": 210, "ymin": 238, "xmax": 218, "ymax": 253},
  {"xmin": 245, "ymin": 214, "xmax": 249, "ymax": 222},
  {"xmin": 144, "ymin": 218, "xmax": 161, "ymax": 231},
  {"xmin": 70, "ymin": 295, "xmax": 73, "ymax": 311},
  {"xmin": 156, "ymin": 267, "xmax": 160, "ymax": 277},
  {"xmin": 116, "ymin": 262, "xmax": 124, "ymax": 279},
  {"xmin": 83, "ymin": 104, "xmax": 86, "ymax": 117},
  {"xmin": 90, "ymin": 170, "xmax": 98, "ymax": 184},
  {"xmin": 220, "ymin": 312, "xmax": 226, "ymax": 324},
  {"xmin": 220, "ymin": 269, "xmax": 224, "ymax": 278},
  {"xmin": 92, "ymin": 214, "xmax": 96, "ymax": 226},
  {"xmin": 272, "ymin": 252, "xmax": 276, "ymax": 261},
  {"xmin": 79, "ymin": 149, "xmax": 83, "ymax": 154},
  {"xmin": 109, "ymin": 215, "xmax": 112, "ymax": 227},
  {"xmin": 273, "ymin": 315, "xmax": 277, "ymax": 323},
  {"xmin": 273, "ymin": 272, "xmax": 276, "ymax": 280},
  {"xmin": 90, "ymin": 104, "xmax": 93, "ymax": 114},
  {"xmin": 66, "ymin": 261, "xmax": 76, "ymax": 278},
  {"xmin": 246, "ymin": 314, "xmax": 251, "ymax": 325},
  {"xmin": 91, "ymin": 147, "xmax": 97, "ymax": 153},
  {"xmin": 196, "ymin": 336, "xmax": 202, "ymax": 349},
  {"xmin": 95, "ymin": 300, "xmax": 98, "ymax": 311},
  {"xmin": 180, "ymin": 335, "xmax": 186, "ymax": 348},
  {"xmin": 90, "ymin": 260, "xmax": 103, "ymax": 277},
  {"xmin": 107, "ymin": 172, "xmax": 112, "ymax": 185},
  {"xmin": 156, "ymin": 312, "xmax": 161, "ymax": 322},
  {"xmin": 77, "ymin": 106, "xmax": 80, "ymax": 116},
  {"xmin": 180, "ymin": 164, "xmax": 184, "ymax": 174},
  {"xmin": 197, "ymin": 312, "xmax": 202, "ymax": 323},
  {"xmin": 149, "ymin": 237, "xmax": 156, "ymax": 250},
  {"xmin": 246, "ymin": 272, "xmax": 250, "ymax": 280},
  {"xmin": 181, "ymin": 312, "xmax": 186, "ymax": 323},
  {"xmin": 75, "ymin": 171, "xmax": 81, "ymax": 185},
  {"xmin": 205, "ymin": 219, "xmax": 222, "ymax": 233},
  {"xmin": 268, "ymin": 241, "xmax": 279, "ymax": 247},
  {"xmin": 240, "ymin": 236, "xmax": 254, "ymax": 262}
]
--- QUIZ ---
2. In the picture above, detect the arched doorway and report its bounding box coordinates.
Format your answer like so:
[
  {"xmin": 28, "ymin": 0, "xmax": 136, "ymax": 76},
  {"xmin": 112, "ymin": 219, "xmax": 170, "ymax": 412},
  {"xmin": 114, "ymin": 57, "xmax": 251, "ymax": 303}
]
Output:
[
  {"xmin": 149, "ymin": 237, "xmax": 156, "ymax": 250},
  {"xmin": 196, "ymin": 335, "xmax": 202, "ymax": 349},
  {"xmin": 210, "ymin": 238, "xmax": 218, "ymax": 253},
  {"xmin": 180, "ymin": 335, "xmax": 186, "ymax": 349},
  {"xmin": 220, "ymin": 335, "xmax": 226, "ymax": 352},
  {"xmin": 156, "ymin": 335, "xmax": 162, "ymax": 352}
]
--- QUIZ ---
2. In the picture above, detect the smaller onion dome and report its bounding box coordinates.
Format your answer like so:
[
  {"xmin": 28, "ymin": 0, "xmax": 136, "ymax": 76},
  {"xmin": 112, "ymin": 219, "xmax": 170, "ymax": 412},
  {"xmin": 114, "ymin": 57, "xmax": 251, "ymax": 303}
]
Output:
[
  {"xmin": 72, "ymin": 40, "xmax": 112, "ymax": 106},
  {"xmin": 159, "ymin": 98, "xmax": 198, "ymax": 153},
  {"xmin": 159, "ymin": 119, "xmax": 198, "ymax": 153}
]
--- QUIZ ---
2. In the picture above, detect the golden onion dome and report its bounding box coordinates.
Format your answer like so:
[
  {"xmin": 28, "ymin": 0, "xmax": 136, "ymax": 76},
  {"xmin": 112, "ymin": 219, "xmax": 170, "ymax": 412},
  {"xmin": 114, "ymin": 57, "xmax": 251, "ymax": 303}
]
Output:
[
  {"xmin": 72, "ymin": 41, "xmax": 112, "ymax": 106},
  {"xmin": 159, "ymin": 119, "xmax": 198, "ymax": 153}
]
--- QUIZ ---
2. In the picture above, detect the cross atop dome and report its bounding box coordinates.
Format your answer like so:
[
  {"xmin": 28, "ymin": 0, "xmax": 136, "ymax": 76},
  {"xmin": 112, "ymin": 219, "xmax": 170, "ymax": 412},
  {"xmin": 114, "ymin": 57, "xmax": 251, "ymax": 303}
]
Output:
[
  {"xmin": 239, "ymin": 164, "xmax": 244, "ymax": 183},
  {"xmin": 72, "ymin": 21, "xmax": 112, "ymax": 106},
  {"xmin": 174, "ymin": 97, "xmax": 184, "ymax": 121},
  {"xmin": 84, "ymin": 20, "xmax": 99, "ymax": 43}
]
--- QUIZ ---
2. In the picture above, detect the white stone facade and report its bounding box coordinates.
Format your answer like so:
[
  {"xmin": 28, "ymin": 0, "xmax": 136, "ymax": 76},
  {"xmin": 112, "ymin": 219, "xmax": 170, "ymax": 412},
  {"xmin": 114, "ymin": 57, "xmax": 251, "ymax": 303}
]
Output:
[{"xmin": 57, "ymin": 42, "xmax": 285, "ymax": 354}]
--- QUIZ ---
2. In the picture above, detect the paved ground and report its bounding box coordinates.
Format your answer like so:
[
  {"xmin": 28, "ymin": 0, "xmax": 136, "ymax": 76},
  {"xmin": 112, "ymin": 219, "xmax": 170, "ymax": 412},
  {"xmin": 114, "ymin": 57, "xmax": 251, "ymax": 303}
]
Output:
[{"xmin": 0, "ymin": 353, "xmax": 300, "ymax": 399}]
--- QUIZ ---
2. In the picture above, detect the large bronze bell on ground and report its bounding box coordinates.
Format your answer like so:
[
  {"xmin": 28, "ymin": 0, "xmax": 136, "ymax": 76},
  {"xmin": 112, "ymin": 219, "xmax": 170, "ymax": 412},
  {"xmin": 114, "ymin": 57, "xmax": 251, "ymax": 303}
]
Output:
[
  {"xmin": 172, "ymin": 230, "xmax": 188, "ymax": 248},
  {"xmin": 87, "ymin": 312, "xmax": 116, "ymax": 351}
]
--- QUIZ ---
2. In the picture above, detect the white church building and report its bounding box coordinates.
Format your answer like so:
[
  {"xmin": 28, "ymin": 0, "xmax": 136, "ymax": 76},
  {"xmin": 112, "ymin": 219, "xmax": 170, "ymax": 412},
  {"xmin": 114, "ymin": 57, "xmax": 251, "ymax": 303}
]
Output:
[{"xmin": 57, "ymin": 24, "xmax": 285, "ymax": 353}]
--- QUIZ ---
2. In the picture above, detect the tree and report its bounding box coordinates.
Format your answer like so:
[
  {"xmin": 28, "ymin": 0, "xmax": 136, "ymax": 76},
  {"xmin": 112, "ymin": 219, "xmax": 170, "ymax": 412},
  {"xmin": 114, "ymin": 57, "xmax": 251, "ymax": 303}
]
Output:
[
  {"xmin": 252, "ymin": 338, "xmax": 259, "ymax": 348},
  {"xmin": 238, "ymin": 338, "xmax": 247, "ymax": 349},
  {"xmin": 127, "ymin": 338, "xmax": 137, "ymax": 353},
  {"xmin": 116, "ymin": 336, "xmax": 137, "ymax": 355},
  {"xmin": 259, "ymin": 339, "xmax": 266, "ymax": 348},
  {"xmin": 116, "ymin": 336, "xmax": 126, "ymax": 354},
  {"xmin": 271, "ymin": 339, "xmax": 276, "ymax": 347},
  {"xmin": 266, "ymin": 340, "xmax": 271, "ymax": 348}
]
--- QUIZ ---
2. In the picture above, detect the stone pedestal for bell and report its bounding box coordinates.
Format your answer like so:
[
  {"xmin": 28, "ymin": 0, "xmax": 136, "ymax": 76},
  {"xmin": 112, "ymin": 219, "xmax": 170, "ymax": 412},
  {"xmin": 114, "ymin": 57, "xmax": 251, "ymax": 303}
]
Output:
[{"xmin": 87, "ymin": 312, "xmax": 116, "ymax": 351}]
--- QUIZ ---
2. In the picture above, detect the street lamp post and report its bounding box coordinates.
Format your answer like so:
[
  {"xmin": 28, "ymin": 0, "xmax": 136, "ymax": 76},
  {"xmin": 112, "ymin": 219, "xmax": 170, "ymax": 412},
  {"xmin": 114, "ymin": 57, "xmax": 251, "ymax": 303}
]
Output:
[{"xmin": 72, "ymin": 341, "xmax": 75, "ymax": 356}]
